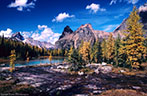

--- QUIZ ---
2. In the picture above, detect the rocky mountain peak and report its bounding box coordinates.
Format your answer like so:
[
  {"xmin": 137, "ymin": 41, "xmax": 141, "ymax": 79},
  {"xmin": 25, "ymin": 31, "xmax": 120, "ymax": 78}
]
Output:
[
  {"xmin": 55, "ymin": 23, "xmax": 97, "ymax": 49},
  {"xmin": 11, "ymin": 32, "xmax": 24, "ymax": 41},
  {"xmin": 77, "ymin": 23, "xmax": 93, "ymax": 32},
  {"xmin": 59, "ymin": 25, "xmax": 73, "ymax": 39},
  {"xmin": 64, "ymin": 25, "xmax": 73, "ymax": 33},
  {"xmin": 113, "ymin": 19, "xmax": 127, "ymax": 33}
]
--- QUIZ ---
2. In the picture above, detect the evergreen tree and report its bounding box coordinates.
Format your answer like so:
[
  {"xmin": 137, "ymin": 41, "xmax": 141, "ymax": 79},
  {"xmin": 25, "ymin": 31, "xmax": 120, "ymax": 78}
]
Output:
[
  {"xmin": 106, "ymin": 33, "xmax": 115, "ymax": 64},
  {"xmin": 0, "ymin": 34, "xmax": 5, "ymax": 57},
  {"xmin": 143, "ymin": 38, "xmax": 147, "ymax": 62},
  {"xmin": 79, "ymin": 41, "xmax": 91, "ymax": 64},
  {"xmin": 26, "ymin": 51, "xmax": 29, "ymax": 62},
  {"xmin": 90, "ymin": 39, "xmax": 102, "ymax": 63},
  {"xmin": 101, "ymin": 38, "xmax": 107, "ymax": 62},
  {"xmin": 120, "ymin": 6, "xmax": 146, "ymax": 69},
  {"xmin": 114, "ymin": 34, "xmax": 121, "ymax": 66},
  {"xmin": 67, "ymin": 46, "xmax": 83, "ymax": 71}
]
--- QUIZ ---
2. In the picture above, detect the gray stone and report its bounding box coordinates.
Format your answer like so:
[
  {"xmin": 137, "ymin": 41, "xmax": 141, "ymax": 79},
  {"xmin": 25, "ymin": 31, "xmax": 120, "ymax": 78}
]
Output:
[
  {"xmin": 78, "ymin": 71, "xmax": 84, "ymax": 75},
  {"xmin": 132, "ymin": 86, "xmax": 141, "ymax": 90},
  {"xmin": 75, "ymin": 94, "xmax": 88, "ymax": 96},
  {"xmin": 94, "ymin": 68, "xmax": 99, "ymax": 74},
  {"xmin": 100, "ymin": 66, "xmax": 112, "ymax": 74},
  {"xmin": 93, "ymin": 90, "xmax": 102, "ymax": 94},
  {"xmin": 102, "ymin": 62, "xmax": 107, "ymax": 66},
  {"xmin": 58, "ymin": 85, "xmax": 72, "ymax": 90},
  {"xmin": 120, "ymin": 70, "xmax": 125, "ymax": 73},
  {"xmin": 6, "ymin": 76, "xmax": 12, "ymax": 80},
  {"xmin": 86, "ymin": 84, "xmax": 98, "ymax": 90}
]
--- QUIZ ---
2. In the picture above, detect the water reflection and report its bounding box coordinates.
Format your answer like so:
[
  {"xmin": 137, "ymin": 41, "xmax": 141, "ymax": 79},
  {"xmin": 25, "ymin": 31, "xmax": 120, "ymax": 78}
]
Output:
[{"xmin": 0, "ymin": 57, "xmax": 64, "ymax": 67}]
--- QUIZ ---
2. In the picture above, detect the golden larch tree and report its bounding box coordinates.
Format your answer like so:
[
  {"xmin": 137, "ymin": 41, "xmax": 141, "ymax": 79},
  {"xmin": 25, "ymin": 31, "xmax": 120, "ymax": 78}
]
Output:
[
  {"xmin": 120, "ymin": 6, "xmax": 146, "ymax": 69},
  {"xmin": 64, "ymin": 49, "xmax": 68, "ymax": 56},
  {"xmin": 101, "ymin": 38, "xmax": 107, "ymax": 62},
  {"xmin": 79, "ymin": 41, "xmax": 91, "ymax": 64},
  {"xmin": 49, "ymin": 53, "xmax": 52, "ymax": 64},
  {"xmin": 106, "ymin": 33, "xmax": 115, "ymax": 63},
  {"xmin": 9, "ymin": 50, "xmax": 16, "ymax": 72}
]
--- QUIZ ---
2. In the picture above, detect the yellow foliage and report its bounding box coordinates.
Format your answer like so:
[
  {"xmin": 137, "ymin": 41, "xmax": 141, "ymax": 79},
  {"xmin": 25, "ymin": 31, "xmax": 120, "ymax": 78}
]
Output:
[
  {"xmin": 120, "ymin": 6, "xmax": 146, "ymax": 69},
  {"xmin": 106, "ymin": 33, "xmax": 115, "ymax": 60},
  {"xmin": 49, "ymin": 53, "xmax": 52, "ymax": 63},
  {"xmin": 101, "ymin": 39, "xmax": 107, "ymax": 59},
  {"xmin": 9, "ymin": 50, "xmax": 16, "ymax": 72},
  {"xmin": 79, "ymin": 41, "xmax": 91, "ymax": 64}
]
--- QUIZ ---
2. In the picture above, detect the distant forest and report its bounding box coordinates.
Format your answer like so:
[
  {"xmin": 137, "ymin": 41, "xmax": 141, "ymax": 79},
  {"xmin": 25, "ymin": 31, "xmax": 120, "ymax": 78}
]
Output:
[{"xmin": 0, "ymin": 35, "xmax": 68, "ymax": 60}]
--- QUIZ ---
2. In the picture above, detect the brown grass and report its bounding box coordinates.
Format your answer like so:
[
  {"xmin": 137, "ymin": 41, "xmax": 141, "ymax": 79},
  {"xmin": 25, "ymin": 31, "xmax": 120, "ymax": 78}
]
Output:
[
  {"xmin": 112, "ymin": 63, "xmax": 147, "ymax": 76},
  {"xmin": 98, "ymin": 89, "xmax": 147, "ymax": 96},
  {"xmin": 0, "ymin": 80, "xmax": 35, "ymax": 94},
  {"xmin": 0, "ymin": 58, "xmax": 9, "ymax": 64}
]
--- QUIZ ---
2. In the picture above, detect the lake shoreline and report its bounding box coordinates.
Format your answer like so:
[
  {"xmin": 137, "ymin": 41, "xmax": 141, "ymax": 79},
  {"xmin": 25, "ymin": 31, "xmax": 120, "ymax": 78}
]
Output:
[{"xmin": 0, "ymin": 56, "xmax": 66, "ymax": 65}]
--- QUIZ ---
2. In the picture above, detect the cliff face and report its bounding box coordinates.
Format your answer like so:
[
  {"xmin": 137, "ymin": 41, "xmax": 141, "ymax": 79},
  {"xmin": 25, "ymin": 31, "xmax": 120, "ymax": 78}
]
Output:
[{"xmin": 55, "ymin": 24, "xmax": 112, "ymax": 49}]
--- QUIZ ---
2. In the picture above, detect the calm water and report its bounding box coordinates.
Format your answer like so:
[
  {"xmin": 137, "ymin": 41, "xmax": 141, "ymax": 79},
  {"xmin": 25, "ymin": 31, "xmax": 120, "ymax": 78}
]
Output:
[{"xmin": 0, "ymin": 57, "xmax": 64, "ymax": 67}]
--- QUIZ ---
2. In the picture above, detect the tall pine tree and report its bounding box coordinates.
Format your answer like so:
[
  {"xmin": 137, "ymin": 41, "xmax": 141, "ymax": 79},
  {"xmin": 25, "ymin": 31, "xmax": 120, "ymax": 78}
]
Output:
[
  {"xmin": 90, "ymin": 39, "xmax": 102, "ymax": 63},
  {"xmin": 101, "ymin": 38, "xmax": 107, "ymax": 62},
  {"xmin": 120, "ymin": 6, "xmax": 146, "ymax": 69},
  {"xmin": 106, "ymin": 33, "xmax": 115, "ymax": 64},
  {"xmin": 79, "ymin": 41, "xmax": 91, "ymax": 64},
  {"xmin": 114, "ymin": 34, "xmax": 121, "ymax": 66}
]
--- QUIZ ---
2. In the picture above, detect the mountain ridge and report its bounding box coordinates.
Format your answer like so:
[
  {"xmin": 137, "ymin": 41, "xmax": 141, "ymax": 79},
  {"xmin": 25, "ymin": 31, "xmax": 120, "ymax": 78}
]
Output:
[
  {"xmin": 10, "ymin": 32, "xmax": 55, "ymax": 49},
  {"xmin": 55, "ymin": 23, "xmax": 114, "ymax": 49},
  {"xmin": 55, "ymin": 4, "xmax": 147, "ymax": 49}
]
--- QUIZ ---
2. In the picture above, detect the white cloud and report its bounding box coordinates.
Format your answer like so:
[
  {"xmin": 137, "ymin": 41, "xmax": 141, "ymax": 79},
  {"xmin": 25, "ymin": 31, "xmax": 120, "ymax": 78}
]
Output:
[
  {"xmin": 114, "ymin": 14, "xmax": 123, "ymax": 18},
  {"xmin": 52, "ymin": 12, "xmax": 75, "ymax": 22},
  {"xmin": 139, "ymin": 4, "xmax": 147, "ymax": 12},
  {"xmin": 38, "ymin": 25, "xmax": 47, "ymax": 29},
  {"xmin": 21, "ymin": 31, "xmax": 32, "ymax": 38},
  {"xmin": 32, "ymin": 25, "xmax": 61, "ymax": 44},
  {"xmin": 103, "ymin": 24, "xmax": 119, "ymax": 32},
  {"xmin": 110, "ymin": 0, "xmax": 117, "ymax": 5},
  {"xmin": 8, "ymin": 0, "xmax": 36, "ymax": 11},
  {"xmin": 0, "ymin": 28, "xmax": 13, "ymax": 37},
  {"xmin": 86, "ymin": 3, "xmax": 106, "ymax": 13},
  {"xmin": 110, "ymin": 0, "xmax": 139, "ymax": 5},
  {"xmin": 128, "ymin": 0, "xmax": 139, "ymax": 4}
]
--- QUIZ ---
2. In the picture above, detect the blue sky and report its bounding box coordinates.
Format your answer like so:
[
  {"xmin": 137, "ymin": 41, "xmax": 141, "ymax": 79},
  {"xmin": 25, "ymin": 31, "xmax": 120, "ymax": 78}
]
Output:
[{"xmin": 0, "ymin": 0, "xmax": 146, "ymax": 44}]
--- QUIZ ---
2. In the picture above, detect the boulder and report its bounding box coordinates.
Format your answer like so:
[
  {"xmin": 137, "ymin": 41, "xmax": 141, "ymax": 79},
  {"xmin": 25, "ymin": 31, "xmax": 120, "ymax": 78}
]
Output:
[
  {"xmin": 100, "ymin": 66, "xmax": 112, "ymax": 74},
  {"xmin": 102, "ymin": 62, "xmax": 107, "ymax": 66},
  {"xmin": 78, "ymin": 71, "xmax": 84, "ymax": 75},
  {"xmin": 94, "ymin": 68, "xmax": 99, "ymax": 74}
]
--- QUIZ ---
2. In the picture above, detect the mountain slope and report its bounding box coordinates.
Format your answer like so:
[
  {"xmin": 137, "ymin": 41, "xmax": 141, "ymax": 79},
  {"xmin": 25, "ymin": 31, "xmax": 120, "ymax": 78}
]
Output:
[
  {"xmin": 10, "ymin": 32, "xmax": 54, "ymax": 49},
  {"xmin": 113, "ymin": 3, "xmax": 147, "ymax": 37},
  {"xmin": 23, "ymin": 38, "xmax": 55, "ymax": 49},
  {"xmin": 56, "ymin": 4, "xmax": 147, "ymax": 49},
  {"xmin": 10, "ymin": 32, "xmax": 24, "ymax": 41},
  {"xmin": 55, "ymin": 24, "xmax": 112, "ymax": 49}
]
